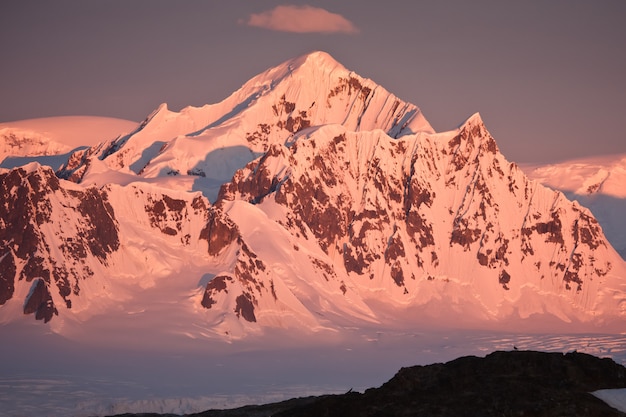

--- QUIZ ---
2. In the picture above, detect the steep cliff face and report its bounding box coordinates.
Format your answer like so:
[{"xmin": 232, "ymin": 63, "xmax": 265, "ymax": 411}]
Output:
[
  {"xmin": 0, "ymin": 163, "xmax": 119, "ymax": 321},
  {"xmin": 1, "ymin": 51, "xmax": 625, "ymax": 336},
  {"xmin": 218, "ymin": 115, "xmax": 625, "ymax": 325}
]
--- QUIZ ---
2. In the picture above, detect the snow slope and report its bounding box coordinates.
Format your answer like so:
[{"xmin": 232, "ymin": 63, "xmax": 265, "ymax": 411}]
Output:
[{"xmin": 59, "ymin": 51, "xmax": 432, "ymax": 202}]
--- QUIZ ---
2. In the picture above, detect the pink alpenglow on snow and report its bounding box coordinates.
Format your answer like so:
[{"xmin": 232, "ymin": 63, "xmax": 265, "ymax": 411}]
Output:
[
  {"xmin": 1, "ymin": 52, "xmax": 625, "ymax": 342},
  {"xmin": 2, "ymin": 50, "xmax": 626, "ymax": 417}
]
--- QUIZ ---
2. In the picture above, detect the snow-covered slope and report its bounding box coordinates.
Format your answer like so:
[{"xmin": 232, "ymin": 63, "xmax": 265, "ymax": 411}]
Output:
[
  {"xmin": 1, "ymin": 51, "xmax": 625, "ymax": 341},
  {"xmin": 523, "ymin": 154, "xmax": 626, "ymax": 259},
  {"xmin": 59, "ymin": 51, "xmax": 432, "ymax": 201}
]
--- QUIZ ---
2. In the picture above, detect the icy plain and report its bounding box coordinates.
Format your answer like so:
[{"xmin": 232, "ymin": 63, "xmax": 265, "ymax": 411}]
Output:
[{"xmin": 2, "ymin": 322, "xmax": 626, "ymax": 416}]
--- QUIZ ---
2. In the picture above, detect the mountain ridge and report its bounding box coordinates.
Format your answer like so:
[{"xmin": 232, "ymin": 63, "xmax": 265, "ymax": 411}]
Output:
[
  {"xmin": 1, "ymin": 51, "xmax": 624, "ymax": 340},
  {"xmin": 58, "ymin": 51, "xmax": 433, "ymax": 202}
]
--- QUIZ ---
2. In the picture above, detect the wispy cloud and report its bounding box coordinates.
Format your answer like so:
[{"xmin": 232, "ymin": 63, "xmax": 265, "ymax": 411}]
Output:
[{"xmin": 241, "ymin": 5, "xmax": 359, "ymax": 34}]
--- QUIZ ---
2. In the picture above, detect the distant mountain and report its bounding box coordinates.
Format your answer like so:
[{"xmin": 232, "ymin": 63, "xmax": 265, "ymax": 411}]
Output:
[
  {"xmin": 523, "ymin": 154, "xmax": 626, "ymax": 259},
  {"xmin": 0, "ymin": 116, "xmax": 137, "ymax": 170},
  {"xmin": 1, "ymin": 51, "xmax": 624, "ymax": 340}
]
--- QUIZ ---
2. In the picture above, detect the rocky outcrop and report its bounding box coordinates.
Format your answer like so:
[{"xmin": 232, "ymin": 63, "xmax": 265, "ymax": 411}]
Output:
[
  {"xmin": 269, "ymin": 350, "xmax": 626, "ymax": 417},
  {"xmin": 198, "ymin": 237, "xmax": 269, "ymax": 324},
  {"xmin": 106, "ymin": 350, "xmax": 626, "ymax": 417},
  {"xmin": 0, "ymin": 164, "xmax": 119, "ymax": 314},
  {"xmin": 23, "ymin": 278, "xmax": 57, "ymax": 323}
]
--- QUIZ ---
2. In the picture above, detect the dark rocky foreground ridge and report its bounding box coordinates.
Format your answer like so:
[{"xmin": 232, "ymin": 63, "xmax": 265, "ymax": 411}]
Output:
[{"xmin": 109, "ymin": 350, "xmax": 626, "ymax": 417}]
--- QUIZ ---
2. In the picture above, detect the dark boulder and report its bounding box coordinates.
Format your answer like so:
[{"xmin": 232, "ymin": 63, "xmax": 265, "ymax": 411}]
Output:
[{"xmin": 23, "ymin": 278, "xmax": 57, "ymax": 323}]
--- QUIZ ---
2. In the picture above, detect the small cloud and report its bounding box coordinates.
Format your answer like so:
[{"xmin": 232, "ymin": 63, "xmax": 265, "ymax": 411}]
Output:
[{"xmin": 241, "ymin": 5, "xmax": 359, "ymax": 34}]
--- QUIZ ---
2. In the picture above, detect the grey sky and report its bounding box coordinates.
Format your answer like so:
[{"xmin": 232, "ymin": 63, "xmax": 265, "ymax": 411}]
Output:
[{"xmin": 1, "ymin": 0, "xmax": 625, "ymax": 163}]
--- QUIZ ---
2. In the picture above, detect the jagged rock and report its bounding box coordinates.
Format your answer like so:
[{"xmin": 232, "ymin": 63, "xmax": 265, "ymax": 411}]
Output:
[
  {"xmin": 0, "ymin": 164, "xmax": 120, "ymax": 314},
  {"xmin": 23, "ymin": 278, "xmax": 57, "ymax": 322}
]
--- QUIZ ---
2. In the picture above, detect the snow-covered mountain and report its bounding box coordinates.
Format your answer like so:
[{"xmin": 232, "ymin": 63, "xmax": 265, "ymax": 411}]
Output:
[
  {"xmin": 1, "ymin": 51, "xmax": 625, "ymax": 340},
  {"xmin": 0, "ymin": 116, "xmax": 137, "ymax": 162},
  {"xmin": 522, "ymin": 155, "xmax": 626, "ymax": 260},
  {"xmin": 0, "ymin": 116, "xmax": 137, "ymax": 169},
  {"xmin": 58, "ymin": 52, "xmax": 432, "ymax": 201}
]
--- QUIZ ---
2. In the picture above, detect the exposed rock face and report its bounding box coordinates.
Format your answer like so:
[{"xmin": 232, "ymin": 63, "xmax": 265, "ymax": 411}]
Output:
[
  {"xmin": 23, "ymin": 278, "xmax": 57, "ymax": 323},
  {"xmin": 106, "ymin": 350, "xmax": 626, "ymax": 417},
  {"xmin": 201, "ymin": 275, "xmax": 230, "ymax": 309},
  {"xmin": 200, "ymin": 236, "xmax": 286, "ymax": 325},
  {"xmin": 0, "ymin": 164, "xmax": 119, "ymax": 313},
  {"xmin": 56, "ymin": 141, "xmax": 112, "ymax": 182},
  {"xmin": 0, "ymin": 249, "xmax": 16, "ymax": 305},
  {"xmin": 199, "ymin": 208, "xmax": 239, "ymax": 256}
]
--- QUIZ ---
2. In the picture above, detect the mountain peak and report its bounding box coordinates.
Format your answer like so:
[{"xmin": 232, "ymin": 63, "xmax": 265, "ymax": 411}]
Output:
[
  {"xmin": 462, "ymin": 112, "xmax": 484, "ymax": 127},
  {"xmin": 146, "ymin": 102, "xmax": 170, "ymax": 120},
  {"xmin": 298, "ymin": 50, "xmax": 343, "ymax": 69}
]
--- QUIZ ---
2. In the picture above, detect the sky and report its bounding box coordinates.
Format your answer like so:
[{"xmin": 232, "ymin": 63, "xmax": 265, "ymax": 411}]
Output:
[{"xmin": 1, "ymin": 0, "xmax": 625, "ymax": 164}]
